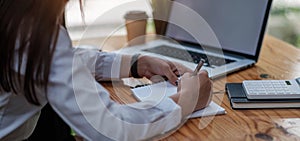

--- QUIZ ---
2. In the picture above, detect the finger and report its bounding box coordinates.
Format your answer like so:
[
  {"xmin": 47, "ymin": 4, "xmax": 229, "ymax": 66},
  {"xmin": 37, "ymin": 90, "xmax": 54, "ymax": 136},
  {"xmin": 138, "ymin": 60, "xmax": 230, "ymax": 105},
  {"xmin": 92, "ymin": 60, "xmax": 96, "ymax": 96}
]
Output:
[
  {"xmin": 168, "ymin": 62, "xmax": 180, "ymax": 75},
  {"xmin": 198, "ymin": 69, "xmax": 208, "ymax": 75},
  {"xmin": 198, "ymin": 71, "xmax": 210, "ymax": 86},
  {"xmin": 198, "ymin": 70, "xmax": 209, "ymax": 77},
  {"xmin": 169, "ymin": 65, "xmax": 180, "ymax": 76},
  {"xmin": 181, "ymin": 72, "xmax": 192, "ymax": 78},
  {"xmin": 164, "ymin": 67, "xmax": 179, "ymax": 85},
  {"xmin": 173, "ymin": 63, "xmax": 192, "ymax": 75},
  {"xmin": 167, "ymin": 61, "xmax": 177, "ymax": 70},
  {"xmin": 143, "ymin": 71, "xmax": 155, "ymax": 79},
  {"xmin": 173, "ymin": 69, "xmax": 180, "ymax": 76},
  {"xmin": 150, "ymin": 75, "xmax": 166, "ymax": 83}
]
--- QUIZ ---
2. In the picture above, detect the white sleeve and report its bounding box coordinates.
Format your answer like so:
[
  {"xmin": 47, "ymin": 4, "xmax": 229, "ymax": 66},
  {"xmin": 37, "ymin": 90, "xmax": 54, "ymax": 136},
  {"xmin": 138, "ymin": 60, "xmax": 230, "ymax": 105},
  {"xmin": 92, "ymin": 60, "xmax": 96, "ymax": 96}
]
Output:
[
  {"xmin": 71, "ymin": 48, "xmax": 122, "ymax": 80},
  {"xmin": 46, "ymin": 27, "xmax": 182, "ymax": 141}
]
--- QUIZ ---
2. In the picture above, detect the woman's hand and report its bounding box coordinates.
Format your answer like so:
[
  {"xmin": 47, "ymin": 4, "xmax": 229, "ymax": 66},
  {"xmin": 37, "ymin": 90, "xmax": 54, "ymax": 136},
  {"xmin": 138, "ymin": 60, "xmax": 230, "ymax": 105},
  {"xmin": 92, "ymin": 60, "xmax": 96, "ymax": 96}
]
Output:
[
  {"xmin": 171, "ymin": 71, "xmax": 212, "ymax": 117},
  {"xmin": 135, "ymin": 55, "xmax": 212, "ymax": 117},
  {"xmin": 137, "ymin": 55, "xmax": 192, "ymax": 85}
]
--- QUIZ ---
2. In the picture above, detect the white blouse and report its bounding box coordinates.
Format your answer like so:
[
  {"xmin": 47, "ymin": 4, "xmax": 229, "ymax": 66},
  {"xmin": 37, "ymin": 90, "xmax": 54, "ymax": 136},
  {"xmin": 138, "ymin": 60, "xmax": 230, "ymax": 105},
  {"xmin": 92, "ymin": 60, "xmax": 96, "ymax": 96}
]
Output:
[{"xmin": 0, "ymin": 27, "xmax": 182, "ymax": 141}]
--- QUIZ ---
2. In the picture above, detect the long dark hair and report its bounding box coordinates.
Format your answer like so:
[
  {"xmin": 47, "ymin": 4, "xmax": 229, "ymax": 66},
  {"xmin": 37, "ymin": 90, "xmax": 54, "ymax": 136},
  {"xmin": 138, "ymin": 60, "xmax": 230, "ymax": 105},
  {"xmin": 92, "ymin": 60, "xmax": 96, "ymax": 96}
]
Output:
[{"xmin": 0, "ymin": 0, "xmax": 68, "ymax": 105}]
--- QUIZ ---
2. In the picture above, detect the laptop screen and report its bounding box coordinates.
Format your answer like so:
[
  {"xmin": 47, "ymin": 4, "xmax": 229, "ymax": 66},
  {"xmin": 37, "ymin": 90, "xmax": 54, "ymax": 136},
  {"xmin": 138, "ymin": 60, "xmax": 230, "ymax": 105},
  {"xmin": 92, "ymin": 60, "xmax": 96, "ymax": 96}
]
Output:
[{"xmin": 165, "ymin": 0, "xmax": 270, "ymax": 57}]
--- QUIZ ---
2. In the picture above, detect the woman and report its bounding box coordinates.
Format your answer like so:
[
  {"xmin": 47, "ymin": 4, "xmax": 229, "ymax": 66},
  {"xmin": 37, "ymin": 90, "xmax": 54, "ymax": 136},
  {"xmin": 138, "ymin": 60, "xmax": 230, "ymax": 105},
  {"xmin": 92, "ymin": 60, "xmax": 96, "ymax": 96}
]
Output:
[{"xmin": 0, "ymin": 0, "xmax": 212, "ymax": 140}]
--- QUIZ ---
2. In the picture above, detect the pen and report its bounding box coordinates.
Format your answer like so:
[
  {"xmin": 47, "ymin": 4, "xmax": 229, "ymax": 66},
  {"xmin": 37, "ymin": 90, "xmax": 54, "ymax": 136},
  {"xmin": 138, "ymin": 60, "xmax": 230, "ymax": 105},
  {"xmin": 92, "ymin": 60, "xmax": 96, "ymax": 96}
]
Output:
[
  {"xmin": 176, "ymin": 59, "xmax": 205, "ymax": 85},
  {"xmin": 192, "ymin": 59, "xmax": 205, "ymax": 76}
]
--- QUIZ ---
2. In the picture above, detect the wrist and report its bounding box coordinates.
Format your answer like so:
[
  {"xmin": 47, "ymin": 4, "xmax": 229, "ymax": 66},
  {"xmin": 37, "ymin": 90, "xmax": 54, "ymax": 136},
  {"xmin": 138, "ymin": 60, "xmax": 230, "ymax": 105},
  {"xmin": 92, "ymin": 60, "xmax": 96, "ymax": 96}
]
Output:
[
  {"xmin": 171, "ymin": 92, "xmax": 194, "ymax": 117},
  {"xmin": 170, "ymin": 93, "xmax": 180, "ymax": 103},
  {"xmin": 130, "ymin": 54, "xmax": 142, "ymax": 78}
]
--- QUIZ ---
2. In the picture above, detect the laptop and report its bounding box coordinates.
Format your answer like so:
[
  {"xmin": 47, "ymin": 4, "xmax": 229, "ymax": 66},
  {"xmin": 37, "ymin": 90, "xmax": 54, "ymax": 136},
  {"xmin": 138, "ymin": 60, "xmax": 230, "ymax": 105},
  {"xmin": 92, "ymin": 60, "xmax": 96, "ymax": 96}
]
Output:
[{"xmin": 118, "ymin": 0, "xmax": 273, "ymax": 79}]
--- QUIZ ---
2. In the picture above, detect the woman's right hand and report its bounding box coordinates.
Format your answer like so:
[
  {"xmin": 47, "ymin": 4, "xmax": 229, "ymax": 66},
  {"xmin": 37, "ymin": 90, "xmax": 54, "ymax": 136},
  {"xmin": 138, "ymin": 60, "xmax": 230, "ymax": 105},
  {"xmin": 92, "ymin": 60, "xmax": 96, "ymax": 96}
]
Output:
[{"xmin": 172, "ymin": 71, "xmax": 212, "ymax": 117}]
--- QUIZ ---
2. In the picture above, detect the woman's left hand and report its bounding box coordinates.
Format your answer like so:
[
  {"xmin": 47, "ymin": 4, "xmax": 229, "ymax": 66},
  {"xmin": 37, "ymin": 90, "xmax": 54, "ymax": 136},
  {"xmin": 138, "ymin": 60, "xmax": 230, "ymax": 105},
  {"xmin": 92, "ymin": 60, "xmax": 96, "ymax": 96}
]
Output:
[{"xmin": 137, "ymin": 55, "xmax": 192, "ymax": 85}]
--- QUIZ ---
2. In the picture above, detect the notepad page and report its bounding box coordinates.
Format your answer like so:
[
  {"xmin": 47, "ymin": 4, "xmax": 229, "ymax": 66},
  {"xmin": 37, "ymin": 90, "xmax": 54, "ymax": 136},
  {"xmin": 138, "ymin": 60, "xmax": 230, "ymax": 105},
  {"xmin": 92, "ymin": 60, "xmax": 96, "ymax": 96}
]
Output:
[{"xmin": 131, "ymin": 81, "xmax": 226, "ymax": 118}]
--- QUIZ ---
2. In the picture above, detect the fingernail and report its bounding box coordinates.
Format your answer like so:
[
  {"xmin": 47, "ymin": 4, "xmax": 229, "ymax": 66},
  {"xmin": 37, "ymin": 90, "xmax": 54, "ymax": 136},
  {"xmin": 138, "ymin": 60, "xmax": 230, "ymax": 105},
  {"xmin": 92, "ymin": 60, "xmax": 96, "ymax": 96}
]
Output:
[{"xmin": 175, "ymin": 80, "xmax": 178, "ymax": 86}]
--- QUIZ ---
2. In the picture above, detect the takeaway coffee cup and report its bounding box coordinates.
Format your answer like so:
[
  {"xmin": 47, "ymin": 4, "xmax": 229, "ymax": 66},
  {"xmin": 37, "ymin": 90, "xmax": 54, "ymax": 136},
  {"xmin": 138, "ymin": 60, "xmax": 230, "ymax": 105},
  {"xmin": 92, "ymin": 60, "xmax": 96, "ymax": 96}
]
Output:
[{"xmin": 124, "ymin": 11, "xmax": 148, "ymax": 46}]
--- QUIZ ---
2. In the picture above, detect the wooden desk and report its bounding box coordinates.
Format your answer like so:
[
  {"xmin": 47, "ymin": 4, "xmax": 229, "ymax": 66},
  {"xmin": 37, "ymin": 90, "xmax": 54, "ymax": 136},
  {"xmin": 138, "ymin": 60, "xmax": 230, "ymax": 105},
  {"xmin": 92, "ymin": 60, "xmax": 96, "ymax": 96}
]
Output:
[{"xmin": 74, "ymin": 35, "xmax": 300, "ymax": 141}]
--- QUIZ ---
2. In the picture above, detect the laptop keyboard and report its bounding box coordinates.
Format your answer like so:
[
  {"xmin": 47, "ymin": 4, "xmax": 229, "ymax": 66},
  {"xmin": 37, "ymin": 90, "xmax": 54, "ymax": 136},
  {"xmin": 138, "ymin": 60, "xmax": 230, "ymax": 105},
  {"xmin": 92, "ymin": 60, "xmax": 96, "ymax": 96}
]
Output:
[{"xmin": 143, "ymin": 45, "xmax": 235, "ymax": 67}]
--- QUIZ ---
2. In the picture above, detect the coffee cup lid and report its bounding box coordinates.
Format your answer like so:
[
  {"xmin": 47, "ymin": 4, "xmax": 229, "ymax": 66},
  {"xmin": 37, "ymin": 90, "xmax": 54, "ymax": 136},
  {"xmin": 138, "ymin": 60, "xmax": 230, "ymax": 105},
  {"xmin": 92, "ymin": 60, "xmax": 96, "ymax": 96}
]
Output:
[{"xmin": 124, "ymin": 10, "xmax": 148, "ymax": 20}]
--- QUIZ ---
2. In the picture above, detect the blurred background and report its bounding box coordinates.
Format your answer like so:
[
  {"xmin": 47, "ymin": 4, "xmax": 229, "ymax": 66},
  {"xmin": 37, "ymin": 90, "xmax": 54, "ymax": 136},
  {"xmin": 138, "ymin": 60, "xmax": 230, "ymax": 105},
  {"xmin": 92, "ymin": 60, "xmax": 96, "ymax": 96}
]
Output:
[
  {"xmin": 65, "ymin": 0, "xmax": 300, "ymax": 48},
  {"xmin": 267, "ymin": 0, "xmax": 300, "ymax": 48}
]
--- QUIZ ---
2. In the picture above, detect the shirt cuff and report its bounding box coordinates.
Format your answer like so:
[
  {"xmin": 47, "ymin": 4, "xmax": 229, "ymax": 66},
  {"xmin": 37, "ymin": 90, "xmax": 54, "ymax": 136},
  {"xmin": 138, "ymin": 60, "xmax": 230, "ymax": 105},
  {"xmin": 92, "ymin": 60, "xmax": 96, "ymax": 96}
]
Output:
[
  {"xmin": 95, "ymin": 52, "xmax": 122, "ymax": 81},
  {"xmin": 154, "ymin": 97, "xmax": 181, "ymax": 114},
  {"xmin": 148, "ymin": 97, "xmax": 182, "ymax": 135},
  {"xmin": 146, "ymin": 97, "xmax": 182, "ymax": 124}
]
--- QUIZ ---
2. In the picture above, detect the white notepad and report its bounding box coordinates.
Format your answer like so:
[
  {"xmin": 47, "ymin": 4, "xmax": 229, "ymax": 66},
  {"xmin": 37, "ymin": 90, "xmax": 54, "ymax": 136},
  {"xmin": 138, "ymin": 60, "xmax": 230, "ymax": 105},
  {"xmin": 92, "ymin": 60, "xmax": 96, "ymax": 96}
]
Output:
[{"xmin": 131, "ymin": 81, "xmax": 226, "ymax": 118}]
